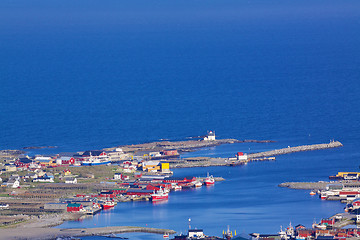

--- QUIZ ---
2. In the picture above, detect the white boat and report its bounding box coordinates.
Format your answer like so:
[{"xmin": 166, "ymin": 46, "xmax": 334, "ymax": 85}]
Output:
[
  {"xmin": 82, "ymin": 154, "xmax": 111, "ymax": 166},
  {"xmin": 194, "ymin": 181, "xmax": 202, "ymax": 188},
  {"xmin": 174, "ymin": 185, "xmax": 182, "ymax": 191},
  {"xmin": 204, "ymin": 174, "xmax": 215, "ymax": 186}
]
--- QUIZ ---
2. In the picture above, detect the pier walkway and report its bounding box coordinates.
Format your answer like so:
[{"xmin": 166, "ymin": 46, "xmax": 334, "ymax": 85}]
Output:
[{"xmin": 248, "ymin": 141, "xmax": 342, "ymax": 158}]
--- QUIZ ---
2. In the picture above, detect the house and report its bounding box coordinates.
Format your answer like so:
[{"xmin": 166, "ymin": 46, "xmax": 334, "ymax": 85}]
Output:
[
  {"xmin": 63, "ymin": 169, "xmax": 72, "ymax": 176},
  {"xmin": 67, "ymin": 203, "xmax": 83, "ymax": 212},
  {"xmin": 203, "ymin": 131, "xmax": 216, "ymax": 141},
  {"xmin": 35, "ymin": 156, "xmax": 56, "ymax": 167},
  {"xmin": 5, "ymin": 164, "xmax": 17, "ymax": 172},
  {"xmin": 33, "ymin": 176, "xmax": 54, "ymax": 183},
  {"xmin": 114, "ymin": 173, "xmax": 122, "ymax": 180},
  {"xmin": 25, "ymin": 172, "xmax": 38, "ymax": 179},
  {"xmin": 64, "ymin": 177, "xmax": 77, "ymax": 184},
  {"xmin": 7, "ymin": 179, "xmax": 20, "ymax": 188}
]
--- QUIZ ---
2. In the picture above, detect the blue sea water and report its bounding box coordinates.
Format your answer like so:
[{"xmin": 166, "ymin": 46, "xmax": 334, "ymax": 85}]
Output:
[{"xmin": 1, "ymin": 0, "xmax": 360, "ymax": 238}]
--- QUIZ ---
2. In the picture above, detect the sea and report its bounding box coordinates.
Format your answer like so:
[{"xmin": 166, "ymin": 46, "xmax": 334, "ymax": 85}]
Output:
[{"xmin": 1, "ymin": 0, "xmax": 360, "ymax": 239}]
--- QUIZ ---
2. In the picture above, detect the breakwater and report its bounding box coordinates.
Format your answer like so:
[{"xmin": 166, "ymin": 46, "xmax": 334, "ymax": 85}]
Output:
[
  {"xmin": 279, "ymin": 181, "xmax": 360, "ymax": 190},
  {"xmin": 248, "ymin": 141, "xmax": 343, "ymax": 159},
  {"xmin": 173, "ymin": 141, "xmax": 343, "ymax": 168}
]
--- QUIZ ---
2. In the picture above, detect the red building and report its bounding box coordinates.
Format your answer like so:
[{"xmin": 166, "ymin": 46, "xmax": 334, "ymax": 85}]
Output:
[
  {"xmin": 162, "ymin": 150, "xmax": 179, "ymax": 156},
  {"xmin": 67, "ymin": 203, "xmax": 83, "ymax": 212},
  {"xmin": 163, "ymin": 176, "xmax": 196, "ymax": 184},
  {"xmin": 15, "ymin": 158, "xmax": 32, "ymax": 168}
]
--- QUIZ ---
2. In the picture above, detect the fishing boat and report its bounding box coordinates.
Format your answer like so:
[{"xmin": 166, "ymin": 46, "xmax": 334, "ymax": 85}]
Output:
[
  {"xmin": 152, "ymin": 187, "xmax": 169, "ymax": 201},
  {"xmin": 204, "ymin": 174, "xmax": 215, "ymax": 186},
  {"xmin": 101, "ymin": 200, "xmax": 116, "ymax": 209}
]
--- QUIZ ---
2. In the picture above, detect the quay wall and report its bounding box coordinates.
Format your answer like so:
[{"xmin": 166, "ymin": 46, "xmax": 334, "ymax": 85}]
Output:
[{"xmin": 248, "ymin": 141, "xmax": 343, "ymax": 159}]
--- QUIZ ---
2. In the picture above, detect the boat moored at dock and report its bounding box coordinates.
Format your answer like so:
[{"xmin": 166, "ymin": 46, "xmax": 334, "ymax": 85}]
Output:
[{"xmin": 152, "ymin": 187, "xmax": 169, "ymax": 201}]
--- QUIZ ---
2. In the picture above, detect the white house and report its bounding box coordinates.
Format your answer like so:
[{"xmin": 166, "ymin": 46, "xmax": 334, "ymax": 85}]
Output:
[
  {"xmin": 203, "ymin": 131, "xmax": 216, "ymax": 141},
  {"xmin": 33, "ymin": 176, "xmax": 54, "ymax": 183},
  {"xmin": 188, "ymin": 229, "xmax": 205, "ymax": 238},
  {"xmin": 7, "ymin": 179, "xmax": 20, "ymax": 188},
  {"xmin": 64, "ymin": 177, "xmax": 77, "ymax": 184},
  {"xmin": 114, "ymin": 173, "xmax": 122, "ymax": 180}
]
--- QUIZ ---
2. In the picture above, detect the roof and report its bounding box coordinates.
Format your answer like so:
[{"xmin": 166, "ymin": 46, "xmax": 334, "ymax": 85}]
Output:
[
  {"xmin": 189, "ymin": 229, "xmax": 203, "ymax": 232},
  {"xmin": 127, "ymin": 189, "xmax": 153, "ymax": 193},
  {"xmin": 67, "ymin": 203, "xmax": 82, "ymax": 207},
  {"xmin": 18, "ymin": 158, "xmax": 32, "ymax": 163},
  {"xmin": 166, "ymin": 176, "xmax": 195, "ymax": 181},
  {"xmin": 64, "ymin": 177, "xmax": 75, "ymax": 181}
]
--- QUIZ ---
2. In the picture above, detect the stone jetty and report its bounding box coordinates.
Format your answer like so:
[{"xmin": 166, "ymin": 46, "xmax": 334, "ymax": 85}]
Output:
[
  {"xmin": 248, "ymin": 141, "xmax": 343, "ymax": 159},
  {"xmin": 172, "ymin": 141, "xmax": 343, "ymax": 168},
  {"xmin": 278, "ymin": 181, "xmax": 330, "ymax": 190}
]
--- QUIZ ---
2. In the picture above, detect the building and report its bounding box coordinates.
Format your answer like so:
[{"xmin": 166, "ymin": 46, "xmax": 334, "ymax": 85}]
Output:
[
  {"xmin": 4, "ymin": 164, "xmax": 17, "ymax": 172},
  {"xmin": 114, "ymin": 173, "xmax": 122, "ymax": 180},
  {"xmin": 67, "ymin": 203, "xmax": 83, "ymax": 212},
  {"xmin": 6, "ymin": 179, "xmax": 20, "ymax": 188},
  {"xmin": 141, "ymin": 160, "xmax": 160, "ymax": 172},
  {"xmin": 236, "ymin": 152, "xmax": 248, "ymax": 161},
  {"xmin": 203, "ymin": 131, "xmax": 216, "ymax": 141},
  {"xmin": 163, "ymin": 176, "xmax": 196, "ymax": 184},
  {"xmin": 160, "ymin": 162, "xmax": 171, "ymax": 173},
  {"xmin": 15, "ymin": 157, "xmax": 32, "ymax": 168},
  {"xmin": 56, "ymin": 157, "xmax": 75, "ymax": 165},
  {"xmin": 188, "ymin": 229, "xmax": 205, "ymax": 238},
  {"xmin": 162, "ymin": 150, "xmax": 179, "ymax": 156},
  {"xmin": 33, "ymin": 176, "xmax": 54, "ymax": 183},
  {"xmin": 35, "ymin": 156, "xmax": 56, "ymax": 167},
  {"xmin": 44, "ymin": 203, "xmax": 67, "ymax": 211},
  {"xmin": 64, "ymin": 177, "xmax": 77, "ymax": 184}
]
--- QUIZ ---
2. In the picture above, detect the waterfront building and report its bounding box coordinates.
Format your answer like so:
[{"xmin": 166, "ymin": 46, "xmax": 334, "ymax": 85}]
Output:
[
  {"xmin": 236, "ymin": 152, "xmax": 248, "ymax": 161},
  {"xmin": 67, "ymin": 203, "xmax": 83, "ymax": 212}
]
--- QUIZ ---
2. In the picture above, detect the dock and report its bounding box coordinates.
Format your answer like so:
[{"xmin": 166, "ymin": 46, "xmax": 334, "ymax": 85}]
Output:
[{"xmin": 248, "ymin": 141, "xmax": 343, "ymax": 159}]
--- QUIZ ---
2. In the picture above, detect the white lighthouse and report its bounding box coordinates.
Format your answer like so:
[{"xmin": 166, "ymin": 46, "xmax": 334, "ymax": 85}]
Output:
[{"xmin": 203, "ymin": 131, "xmax": 216, "ymax": 141}]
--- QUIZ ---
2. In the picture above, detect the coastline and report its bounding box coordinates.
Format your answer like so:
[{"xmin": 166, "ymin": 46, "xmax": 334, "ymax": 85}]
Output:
[
  {"xmin": 0, "ymin": 212, "xmax": 175, "ymax": 240},
  {"xmin": 0, "ymin": 139, "xmax": 344, "ymax": 239}
]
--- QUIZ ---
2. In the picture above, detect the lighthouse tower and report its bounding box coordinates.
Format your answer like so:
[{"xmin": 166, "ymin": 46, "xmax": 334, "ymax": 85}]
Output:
[{"xmin": 203, "ymin": 131, "xmax": 216, "ymax": 141}]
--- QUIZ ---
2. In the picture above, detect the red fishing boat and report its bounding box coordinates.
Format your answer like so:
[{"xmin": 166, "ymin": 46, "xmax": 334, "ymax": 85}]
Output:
[{"xmin": 152, "ymin": 187, "xmax": 169, "ymax": 201}]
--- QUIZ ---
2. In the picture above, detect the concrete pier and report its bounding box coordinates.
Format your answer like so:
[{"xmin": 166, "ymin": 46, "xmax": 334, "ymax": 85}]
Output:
[{"xmin": 248, "ymin": 141, "xmax": 343, "ymax": 159}]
